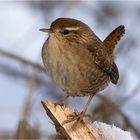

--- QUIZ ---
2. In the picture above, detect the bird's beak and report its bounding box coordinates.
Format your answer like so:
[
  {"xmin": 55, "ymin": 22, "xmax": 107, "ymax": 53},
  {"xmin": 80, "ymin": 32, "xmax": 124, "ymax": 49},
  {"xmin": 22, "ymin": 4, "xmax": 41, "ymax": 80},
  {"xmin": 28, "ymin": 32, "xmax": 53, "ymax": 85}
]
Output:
[{"xmin": 40, "ymin": 28, "xmax": 50, "ymax": 33}]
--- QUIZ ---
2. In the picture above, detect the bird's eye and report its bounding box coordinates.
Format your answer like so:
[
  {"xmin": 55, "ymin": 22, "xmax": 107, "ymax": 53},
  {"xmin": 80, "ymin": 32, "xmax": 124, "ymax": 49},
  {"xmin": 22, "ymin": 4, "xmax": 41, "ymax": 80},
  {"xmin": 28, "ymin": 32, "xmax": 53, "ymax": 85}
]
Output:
[{"xmin": 63, "ymin": 29, "xmax": 69, "ymax": 35}]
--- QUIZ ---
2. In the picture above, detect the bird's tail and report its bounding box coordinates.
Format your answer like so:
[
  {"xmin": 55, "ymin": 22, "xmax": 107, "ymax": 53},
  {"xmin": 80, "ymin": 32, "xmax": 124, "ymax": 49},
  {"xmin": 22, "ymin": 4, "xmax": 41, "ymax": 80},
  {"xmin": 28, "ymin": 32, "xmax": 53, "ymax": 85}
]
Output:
[{"xmin": 103, "ymin": 25, "xmax": 125, "ymax": 54}]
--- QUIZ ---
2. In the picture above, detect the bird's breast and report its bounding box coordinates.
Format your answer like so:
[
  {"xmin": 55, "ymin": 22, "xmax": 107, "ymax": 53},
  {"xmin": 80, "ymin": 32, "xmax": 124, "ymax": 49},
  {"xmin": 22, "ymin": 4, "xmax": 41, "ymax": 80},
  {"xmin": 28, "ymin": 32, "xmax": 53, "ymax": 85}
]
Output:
[{"xmin": 42, "ymin": 40, "xmax": 109, "ymax": 96}]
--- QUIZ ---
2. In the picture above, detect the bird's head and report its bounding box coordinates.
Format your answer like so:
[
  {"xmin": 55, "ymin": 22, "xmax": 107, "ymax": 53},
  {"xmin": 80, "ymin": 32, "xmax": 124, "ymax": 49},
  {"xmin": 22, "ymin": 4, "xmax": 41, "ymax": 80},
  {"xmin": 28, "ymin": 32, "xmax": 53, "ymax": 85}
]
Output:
[{"xmin": 40, "ymin": 18, "xmax": 94, "ymax": 45}]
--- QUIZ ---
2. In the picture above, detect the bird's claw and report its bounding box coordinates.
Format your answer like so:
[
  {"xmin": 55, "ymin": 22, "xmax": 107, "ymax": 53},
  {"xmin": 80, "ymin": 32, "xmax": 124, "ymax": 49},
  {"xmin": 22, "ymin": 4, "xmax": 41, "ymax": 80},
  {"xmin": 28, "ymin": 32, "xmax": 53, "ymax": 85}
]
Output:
[
  {"xmin": 54, "ymin": 102, "xmax": 65, "ymax": 107},
  {"xmin": 62, "ymin": 112, "xmax": 85, "ymax": 125}
]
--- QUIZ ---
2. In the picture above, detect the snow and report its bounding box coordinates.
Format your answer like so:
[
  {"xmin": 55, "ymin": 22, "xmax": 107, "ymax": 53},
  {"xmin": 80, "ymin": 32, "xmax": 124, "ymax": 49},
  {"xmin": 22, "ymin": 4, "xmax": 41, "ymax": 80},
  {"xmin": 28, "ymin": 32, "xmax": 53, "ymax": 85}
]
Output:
[{"xmin": 88, "ymin": 121, "xmax": 133, "ymax": 140}]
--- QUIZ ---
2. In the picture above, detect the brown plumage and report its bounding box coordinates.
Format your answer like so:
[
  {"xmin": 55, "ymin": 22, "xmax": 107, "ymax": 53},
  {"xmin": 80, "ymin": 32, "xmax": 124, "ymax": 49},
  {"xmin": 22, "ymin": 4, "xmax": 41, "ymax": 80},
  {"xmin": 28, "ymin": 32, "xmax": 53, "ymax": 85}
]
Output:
[
  {"xmin": 103, "ymin": 25, "xmax": 125, "ymax": 54},
  {"xmin": 40, "ymin": 18, "xmax": 125, "ymax": 124}
]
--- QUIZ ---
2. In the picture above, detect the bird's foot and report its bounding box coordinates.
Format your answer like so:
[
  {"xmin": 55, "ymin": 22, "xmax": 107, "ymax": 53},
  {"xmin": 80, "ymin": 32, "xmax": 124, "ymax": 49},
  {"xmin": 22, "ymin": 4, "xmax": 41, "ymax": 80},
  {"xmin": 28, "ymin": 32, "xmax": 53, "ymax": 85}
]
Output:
[
  {"xmin": 54, "ymin": 102, "xmax": 66, "ymax": 112},
  {"xmin": 62, "ymin": 111, "xmax": 88, "ymax": 125},
  {"xmin": 54, "ymin": 101, "xmax": 65, "ymax": 107}
]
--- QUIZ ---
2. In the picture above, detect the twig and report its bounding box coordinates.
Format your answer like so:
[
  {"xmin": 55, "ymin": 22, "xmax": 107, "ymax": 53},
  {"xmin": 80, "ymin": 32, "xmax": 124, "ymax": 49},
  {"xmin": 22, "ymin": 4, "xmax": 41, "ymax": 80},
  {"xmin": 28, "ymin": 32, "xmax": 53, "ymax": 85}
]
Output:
[
  {"xmin": 97, "ymin": 94, "xmax": 140, "ymax": 138},
  {"xmin": 0, "ymin": 49, "xmax": 45, "ymax": 72},
  {"xmin": 21, "ymin": 73, "xmax": 38, "ymax": 119},
  {"xmin": 118, "ymin": 84, "xmax": 140, "ymax": 106}
]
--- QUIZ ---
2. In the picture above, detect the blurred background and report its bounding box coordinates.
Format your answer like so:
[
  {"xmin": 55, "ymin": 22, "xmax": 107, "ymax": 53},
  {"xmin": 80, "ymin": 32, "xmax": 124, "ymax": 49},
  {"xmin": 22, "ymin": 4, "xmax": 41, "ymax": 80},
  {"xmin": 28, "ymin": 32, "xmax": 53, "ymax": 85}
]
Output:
[{"xmin": 0, "ymin": 1, "xmax": 140, "ymax": 139}]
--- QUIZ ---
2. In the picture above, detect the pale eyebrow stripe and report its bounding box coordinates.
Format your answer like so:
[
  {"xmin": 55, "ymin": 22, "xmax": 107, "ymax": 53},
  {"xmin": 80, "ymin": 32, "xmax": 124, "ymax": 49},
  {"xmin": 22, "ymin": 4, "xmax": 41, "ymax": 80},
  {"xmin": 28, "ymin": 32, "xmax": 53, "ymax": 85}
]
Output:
[{"xmin": 65, "ymin": 27, "xmax": 80, "ymax": 31}]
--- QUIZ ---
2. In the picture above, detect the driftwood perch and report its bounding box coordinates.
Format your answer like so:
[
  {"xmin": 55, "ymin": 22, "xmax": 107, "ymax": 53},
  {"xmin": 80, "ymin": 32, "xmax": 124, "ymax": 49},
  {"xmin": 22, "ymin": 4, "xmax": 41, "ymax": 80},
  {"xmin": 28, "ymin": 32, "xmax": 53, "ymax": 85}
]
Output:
[
  {"xmin": 42, "ymin": 100, "xmax": 133, "ymax": 140},
  {"xmin": 42, "ymin": 100, "xmax": 96, "ymax": 140}
]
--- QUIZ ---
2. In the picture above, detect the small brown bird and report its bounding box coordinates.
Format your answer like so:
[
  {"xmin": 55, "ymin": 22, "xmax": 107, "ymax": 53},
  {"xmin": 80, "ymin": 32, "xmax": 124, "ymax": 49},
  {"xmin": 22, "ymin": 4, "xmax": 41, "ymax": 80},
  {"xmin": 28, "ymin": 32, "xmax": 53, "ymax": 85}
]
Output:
[{"xmin": 40, "ymin": 18, "xmax": 125, "ymax": 123}]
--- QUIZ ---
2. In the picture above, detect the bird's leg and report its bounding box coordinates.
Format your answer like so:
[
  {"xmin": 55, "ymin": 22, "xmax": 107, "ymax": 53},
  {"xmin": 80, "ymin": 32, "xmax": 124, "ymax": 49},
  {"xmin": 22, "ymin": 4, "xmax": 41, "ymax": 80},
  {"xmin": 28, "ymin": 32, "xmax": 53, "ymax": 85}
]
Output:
[
  {"xmin": 62, "ymin": 95, "xmax": 94, "ymax": 125},
  {"xmin": 55, "ymin": 95, "xmax": 69, "ymax": 107}
]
